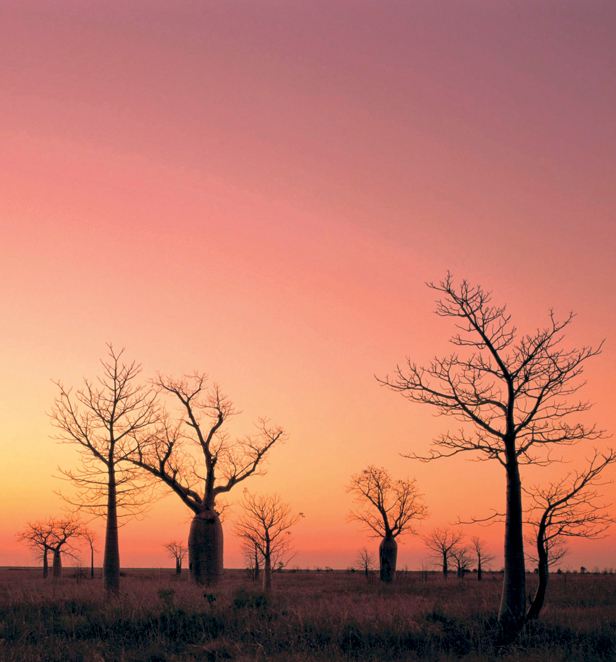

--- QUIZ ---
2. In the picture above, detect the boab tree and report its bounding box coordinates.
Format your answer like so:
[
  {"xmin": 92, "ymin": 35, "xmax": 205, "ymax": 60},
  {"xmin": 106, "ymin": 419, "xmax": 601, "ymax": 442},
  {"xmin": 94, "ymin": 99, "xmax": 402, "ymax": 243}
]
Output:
[
  {"xmin": 129, "ymin": 374, "xmax": 285, "ymax": 584},
  {"xmin": 347, "ymin": 466, "xmax": 428, "ymax": 583},
  {"xmin": 50, "ymin": 345, "xmax": 159, "ymax": 593},
  {"xmin": 17, "ymin": 517, "xmax": 84, "ymax": 578},
  {"xmin": 380, "ymin": 274, "xmax": 604, "ymax": 626},
  {"xmin": 423, "ymin": 527, "xmax": 464, "ymax": 577},
  {"xmin": 526, "ymin": 448, "xmax": 616, "ymax": 620},
  {"xmin": 233, "ymin": 491, "xmax": 301, "ymax": 592},
  {"xmin": 164, "ymin": 541, "xmax": 188, "ymax": 575},
  {"xmin": 471, "ymin": 536, "xmax": 494, "ymax": 581}
]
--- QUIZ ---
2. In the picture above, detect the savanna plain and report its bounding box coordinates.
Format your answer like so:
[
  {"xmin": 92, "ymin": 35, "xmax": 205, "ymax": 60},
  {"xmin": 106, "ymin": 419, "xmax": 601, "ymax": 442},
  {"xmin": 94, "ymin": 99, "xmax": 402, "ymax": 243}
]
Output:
[{"xmin": 1, "ymin": 567, "xmax": 615, "ymax": 662}]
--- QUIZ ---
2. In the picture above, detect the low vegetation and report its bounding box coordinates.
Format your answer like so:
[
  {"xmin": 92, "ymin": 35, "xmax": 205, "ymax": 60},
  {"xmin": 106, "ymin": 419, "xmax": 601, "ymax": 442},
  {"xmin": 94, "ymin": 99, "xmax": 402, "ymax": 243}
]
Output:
[{"xmin": 1, "ymin": 568, "xmax": 615, "ymax": 661}]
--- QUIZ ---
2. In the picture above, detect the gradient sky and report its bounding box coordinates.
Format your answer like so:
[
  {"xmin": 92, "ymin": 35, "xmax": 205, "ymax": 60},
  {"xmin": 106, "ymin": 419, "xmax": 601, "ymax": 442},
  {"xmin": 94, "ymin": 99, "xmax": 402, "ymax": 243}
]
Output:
[{"xmin": 1, "ymin": 0, "xmax": 615, "ymax": 571}]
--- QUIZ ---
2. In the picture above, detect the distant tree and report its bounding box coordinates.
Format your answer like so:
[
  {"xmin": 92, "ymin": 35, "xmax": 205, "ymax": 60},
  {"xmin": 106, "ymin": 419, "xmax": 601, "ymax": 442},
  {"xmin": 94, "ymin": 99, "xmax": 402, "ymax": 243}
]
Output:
[
  {"xmin": 164, "ymin": 541, "xmax": 188, "ymax": 575},
  {"xmin": 50, "ymin": 345, "xmax": 159, "ymax": 593},
  {"xmin": 423, "ymin": 527, "xmax": 464, "ymax": 577},
  {"xmin": 129, "ymin": 374, "xmax": 285, "ymax": 585},
  {"xmin": 526, "ymin": 449, "xmax": 616, "ymax": 620},
  {"xmin": 233, "ymin": 491, "xmax": 301, "ymax": 592},
  {"xmin": 470, "ymin": 536, "xmax": 495, "ymax": 581},
  {"xmin": 380, "ymin": 274, "xmax": 605, "ymax": 626},
  {"xmin": 17, "ymin": 519, "xmax": 56, "ymax": 578},
  {"xmin": 241, "ymin": 538, "xmax": 261, "ymax": 581},
  {"xmin": 355, "ymin": 547, "xmax": 376, "ymax": 577},
  {"xmin": 451, "ymin": 544, "xmax": 473, "ymax": 578},
  {"xmin": 17, "ymin": 517, "xmax": 84, "ymax": 578},
  {"xmin": 347, "ymin": 466, "xmax": 428, "ymax": 583},
  {"xmin": 81, "ymin": 527, "xmax": 98, "ymax": 579}
]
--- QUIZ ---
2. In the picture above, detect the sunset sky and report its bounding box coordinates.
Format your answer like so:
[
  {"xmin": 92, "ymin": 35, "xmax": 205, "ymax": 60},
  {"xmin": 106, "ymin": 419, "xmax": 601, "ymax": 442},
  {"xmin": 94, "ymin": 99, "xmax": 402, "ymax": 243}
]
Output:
[{"xmin": 1, "ymin": 1, "xmax": 616, "ymax": 572}]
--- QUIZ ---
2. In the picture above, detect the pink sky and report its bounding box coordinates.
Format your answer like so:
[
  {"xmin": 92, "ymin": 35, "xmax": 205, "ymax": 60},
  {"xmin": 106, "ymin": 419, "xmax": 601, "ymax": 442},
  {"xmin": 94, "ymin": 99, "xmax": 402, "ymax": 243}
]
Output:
[{"xmin": 1, "ymin": 1, "xmax": 615, "ymax": 571}]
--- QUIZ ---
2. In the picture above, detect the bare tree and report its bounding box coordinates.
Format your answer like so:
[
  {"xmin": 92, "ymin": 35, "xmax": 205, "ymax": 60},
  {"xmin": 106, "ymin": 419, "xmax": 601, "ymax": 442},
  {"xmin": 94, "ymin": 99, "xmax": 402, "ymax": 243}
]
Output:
[
  {"xmin": 355, "ymin": 547, "xmax": 376, "ymax": 577},
  {"xmin": 17, "ymin": 517, "xmax": 84, "ymax": 578},
  {"xmin": 347, "ymin": 466, "xmax": 428, "ymax": 583},
  {"xmin": 241, "ymin": 538, "xmax": 261, "ymax": 581},
  {"xmin": 525, "ymin": 449, "xmax": 616, "ymax": 620},
  {"xmin": 450, "ymin": 544, "xmax": 472, "ymax": 578},
  {"xmin": 50, "ymin": 345, "xmax": 159, "ymax": 593},
  {"xmin": 17, "ymin": 519, "xmax": 56, "ymax": 578},
  {"xmin": 471, "ymin": 536, "xmax": 495, "ymax": 581},
  {"xmin": 164, "ymin": 541, "xmax": 188, "ymax": 575},
  {"xmin": 81, "ymin": 527, "xmax": 98, "ymax": 579},
  {"xmin": 128, "ymin": 374, "xmax": 285, "ymax": 585},
  {"xmin": 423, "ymin": 527, "xmax": 464, "ymax": 577},
  {"xmin": 232, "ymin": 491, "xmax": 301, "ymax": 592},
  {"xmin": 380, "ymin": 274, "xmax": 604, "ymax": 626}
]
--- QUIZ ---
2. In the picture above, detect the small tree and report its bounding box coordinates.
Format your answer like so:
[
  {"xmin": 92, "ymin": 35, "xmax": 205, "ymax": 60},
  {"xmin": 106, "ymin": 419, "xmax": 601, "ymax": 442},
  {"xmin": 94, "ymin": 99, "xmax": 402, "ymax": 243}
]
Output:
[
  {"xmin": 526, "ymin": 449, "xmax": 616, "ymax": 620},
  {"xmin": 471, "ymin": 536, "xmax": 495, "ymax": 581},
  {"xmin": 81, "ymin": 527, "xmax": 98, "ymax": 579},
  {"xmin": 380, "ymin": 274, "xmax": 604, "ymax": 626},
  {"xmin": 129, "ymin": 374, "xmax": 285, "ymax": 585},
  {"xmin": 450, "ymin": 544, "xmax": 472, "ymax": 578},
  {"xmin": 348, "ymin": 466, "xmax": 428, "ymax": 583},
  {"xmin": 17, "ymin": 517, "xmax": 84, "ymax": 578},
  {"xmin": 233, "ymin": 491, "xmax": 301, "ymax": 592},
  {"xmin": 17, "ymin": 519, "xmax": 56, "ymax": 578},
  {"xmin": 355, "ymin": 547, "xmax": 376, "ymax": 577},
  {"xmin": 423, "ymin": 527, "xmax": 464, "ymax": 577},
  {"xmin": 50, "ymin": 345, "xmax": 159, "ymax": 593},
  {"xmin": 164, "ymin": 541, "xmax": 188, "ymax": 575}
]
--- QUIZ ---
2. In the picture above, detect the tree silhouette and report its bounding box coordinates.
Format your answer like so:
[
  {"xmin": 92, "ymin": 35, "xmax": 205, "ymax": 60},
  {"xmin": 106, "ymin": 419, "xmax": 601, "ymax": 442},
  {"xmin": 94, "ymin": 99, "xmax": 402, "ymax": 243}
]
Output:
[
  {"xmin": 526, "ymin": 448, "xmax": 616, "ymax": 620},
  {"xmin": 17, "ymin": 516, "xmax": 84, "ymax": 578},
  {"xmin": 233, "ymin": 491, "xmax": 301, "ymax": 592},
  {"xmin": 470, "ymin": 536, "xmax": 494, "ymax": 581},
  {"xmin": 164, "ymin": 541, "xmax": 188, "ymax": 575},
  {"xmin": 380, "ymin": 274, "xmax": 604, "ymax": 626},
  {"xmin": 50, "ymin": 345, "xmax": 159, "ymax": 593},
  {"xmin": 347, "ymin": 466, "xmax": 428, "ymax": 583},
  {"xmin": 129, "ymin": 374, "xmax": 285, "ymax": 585},
  {"xmin": 423, "ymin": 527, "xmax": 464, "ymax": 577},
  {"xmin": 355, "ymin": 547, "xmax": 376, "ymax": 577},
  {"xmin": 81, "ymin": 527, "xmax": 98, "ymax": 579}
]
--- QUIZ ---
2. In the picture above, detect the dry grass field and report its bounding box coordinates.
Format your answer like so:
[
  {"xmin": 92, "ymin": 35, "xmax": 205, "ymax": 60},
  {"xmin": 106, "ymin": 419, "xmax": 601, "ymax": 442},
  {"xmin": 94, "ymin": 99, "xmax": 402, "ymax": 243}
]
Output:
[{"xmin": 1, "ymin": 567, "xmax": 615, "ymax": 661}]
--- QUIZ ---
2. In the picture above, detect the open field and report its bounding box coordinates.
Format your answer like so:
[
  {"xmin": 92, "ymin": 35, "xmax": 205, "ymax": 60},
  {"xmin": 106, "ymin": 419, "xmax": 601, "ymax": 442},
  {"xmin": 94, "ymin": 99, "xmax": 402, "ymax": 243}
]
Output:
[{"xmin": 1, "ymin": 568, "xmax": 616, "ymax": 661}]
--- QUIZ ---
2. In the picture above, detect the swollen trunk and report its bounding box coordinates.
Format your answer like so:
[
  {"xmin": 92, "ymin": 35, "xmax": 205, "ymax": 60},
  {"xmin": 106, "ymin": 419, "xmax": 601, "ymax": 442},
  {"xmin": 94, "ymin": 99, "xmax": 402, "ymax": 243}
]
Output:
[
  {"xmin": 103, "ymin": 470, "xmax": 121, "ymax": 593},
  {"xmin": 43, "ymin": 550, "xmax": 49, "ymax": 579},
  {"xmin": 263, "ymin": 553, "xmax": 272, "ymax": 593},
  {"xmin": 188, "ymin": 509, "xmax": 223, "ymax": 585},
  {"xmin": 52, "ymin": 549, "xmax": 62, "ymax": 578},
  {"xmin": 379, "ymin": 536, "xmax": 397, "ymax": 583},
  {"xmin": 498, "ymin": 459, "xmax": 526, "ymax": 626}
]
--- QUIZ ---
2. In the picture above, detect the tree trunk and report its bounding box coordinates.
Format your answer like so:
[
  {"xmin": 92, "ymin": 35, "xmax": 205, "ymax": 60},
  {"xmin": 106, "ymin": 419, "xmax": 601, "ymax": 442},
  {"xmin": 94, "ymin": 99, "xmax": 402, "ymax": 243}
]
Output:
[
  {"xmin": 52, "ymin": 548, "xmax": 62, "ymax": 578},
  {"xmin": 90, "ymin": 546, "xmax": 94, "ymax": 579},
  {"xmin": 103, "ymin": 469, "xmax": 121, "ymax": 593},
  {"xmin": 442, "ymin": 552, "xmax": 448, "ymax": 577},
  {"xmin": 527, "ymin": 534, "xmax": 549, "ymax": 620},
  {"xmin": 379, "ymin": 536, "xmax": 397, "ymax": 583},
  {"xmin": 498, "ymin": 457, "xmax": 526, "ymax": 627},
  {"xmin": 43, "ymin": 549, "xmax": 49, "ymax": 579},
  {"xmin": 176, "ymin": 558, "xmax": 182, "ymax": 575},
  {"xmin": 188, "ymin": 509, "xmax": 224, "ymax": 585},
  {"xmin": 263, "ymin": 552, "xmax": 272, "ymax": 593},
  {"xmin": 254, "ymin": 546, "xmax": 260, "ymax": 581},
  {"xmin": 477, "ymin": 559, "xmax": 482, "ymax": 581}
]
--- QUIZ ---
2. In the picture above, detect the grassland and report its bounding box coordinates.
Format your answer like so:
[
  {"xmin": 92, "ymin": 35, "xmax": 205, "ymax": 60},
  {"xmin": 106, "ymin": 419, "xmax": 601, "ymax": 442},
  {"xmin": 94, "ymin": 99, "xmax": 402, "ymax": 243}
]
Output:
[{"xmin": 0, "ymin": 567, "xmax": 615, "ymax": 661}]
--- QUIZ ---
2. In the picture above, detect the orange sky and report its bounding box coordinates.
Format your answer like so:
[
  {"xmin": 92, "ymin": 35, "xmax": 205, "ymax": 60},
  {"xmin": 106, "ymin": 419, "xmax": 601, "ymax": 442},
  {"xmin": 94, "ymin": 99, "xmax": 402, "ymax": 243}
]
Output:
[{"xmin": 1, "ymin": 1, "xmax": 615, "ymax": 572}]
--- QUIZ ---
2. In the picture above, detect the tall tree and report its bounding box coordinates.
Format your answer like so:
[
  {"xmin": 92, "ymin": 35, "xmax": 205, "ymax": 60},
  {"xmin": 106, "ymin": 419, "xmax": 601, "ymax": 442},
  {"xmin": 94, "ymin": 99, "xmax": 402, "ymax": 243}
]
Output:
[
  {"xmin": 526, "ymin": 448, "xmax": 616, "ymax": 620},
  {"xmin": 233, "ymin": 491, "xmax": 301, "ymax": 592},
  {"xmin": 50, "ymin": 345, "xmax": 159, "ymax": 593},
  {"xmin": 129, "ymin": 374, "xmax": 285, "ymax": 584},
  {"xmin": 380, "ymin": 274, "xmax": 604, "ymax": 626},
  {"xmin": 347, "ymin": 466, "xmax": 428, "ymax": 583},
  {"xmin": 423, "ymin": 527, "xmax": 464, "ymax": 577}
]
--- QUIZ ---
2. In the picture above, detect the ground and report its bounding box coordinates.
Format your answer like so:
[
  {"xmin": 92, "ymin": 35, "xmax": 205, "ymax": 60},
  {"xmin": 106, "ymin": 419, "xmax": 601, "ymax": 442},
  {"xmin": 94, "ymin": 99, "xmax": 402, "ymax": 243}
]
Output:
[{"xmin": 0, "ymin": 567, "xmax": 615, "ymax": 661}]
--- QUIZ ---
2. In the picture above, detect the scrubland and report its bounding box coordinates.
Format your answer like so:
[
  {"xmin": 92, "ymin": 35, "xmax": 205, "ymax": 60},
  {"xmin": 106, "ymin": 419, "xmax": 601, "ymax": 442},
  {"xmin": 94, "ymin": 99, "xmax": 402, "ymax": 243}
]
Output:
[{"xmin": 0, "ymin": 568, "xmax": 615, "ymax": 662}]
